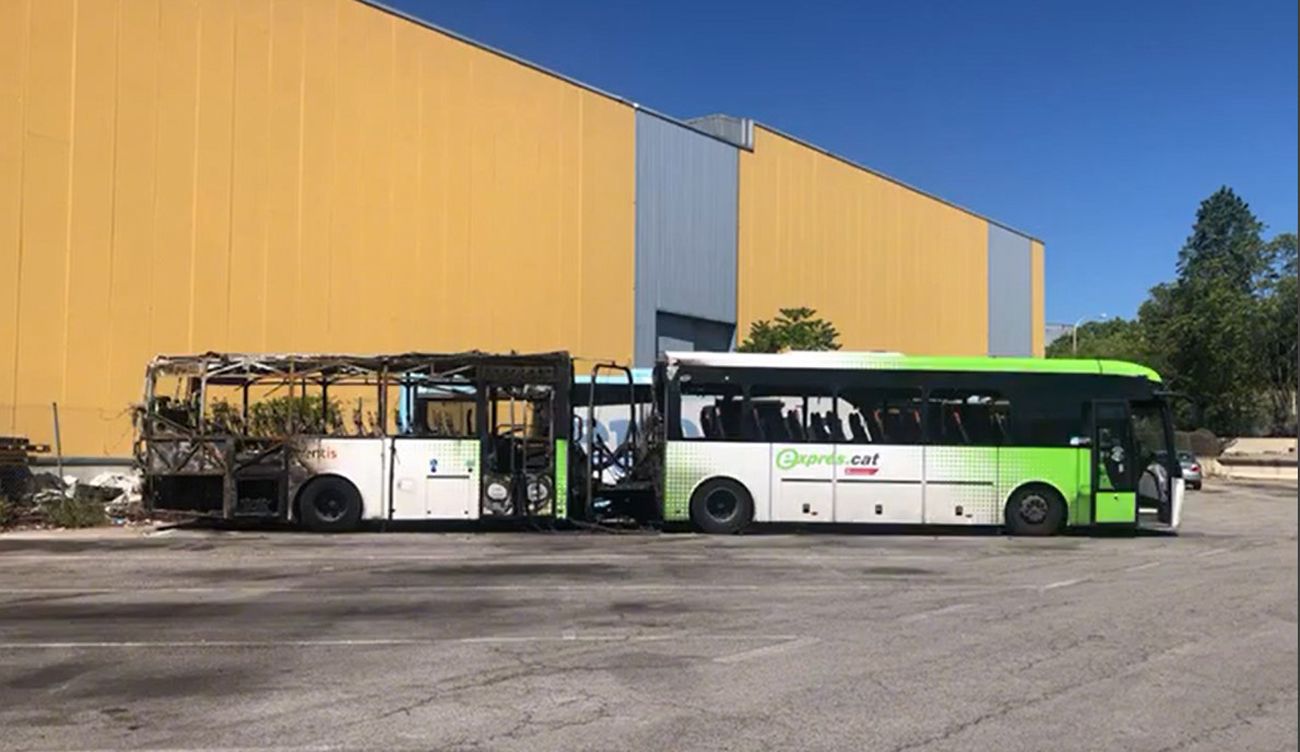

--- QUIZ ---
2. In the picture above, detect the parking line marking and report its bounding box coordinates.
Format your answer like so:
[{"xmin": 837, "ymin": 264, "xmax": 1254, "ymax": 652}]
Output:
[
  {"xmin": 1125, "ymin": 561, "xmax": 1161, "ymax": 572},
  {"xmin": 899, "ymin": 603, "xmax": 973, "ymax": 623},
  {"xmin": 0, "ymin": 583, "xmax": 1019, "ymax": 596},
  {"xmin": 1040, "ymin": 577, "xmax": 1088, "ymax": 591},
  {"xmin": 1196, "ymin": 547, "xmax": 1231, "ymax": 558},
  {"xmin": 0, "ymin": 552, "xmax": 953, "ymax": 564},
  {"xmin": 714, "ymin": 637, "xmax": 820, "ymax": 664},
  {"xmin": 37, "ymin": 748, "xmax": 343, "ymax": 752},
  {"xmin": 0, "ymin": 634, "xmax": 802, "ymax": 650}
]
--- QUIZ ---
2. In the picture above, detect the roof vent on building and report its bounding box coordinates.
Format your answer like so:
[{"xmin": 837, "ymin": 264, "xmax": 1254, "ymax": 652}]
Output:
[{"xmin": 685, "ymin": 114, "xmax": 754, "ymax": 150}]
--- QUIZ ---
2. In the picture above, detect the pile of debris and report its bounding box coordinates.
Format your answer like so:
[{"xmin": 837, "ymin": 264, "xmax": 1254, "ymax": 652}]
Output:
[
  {"xmin": 0, "ymin": 434, "xmax": 149, "ymax": 530},
  {"xmin": 1, "ymin": 470, "xmax": 148, "ymax": 530}
]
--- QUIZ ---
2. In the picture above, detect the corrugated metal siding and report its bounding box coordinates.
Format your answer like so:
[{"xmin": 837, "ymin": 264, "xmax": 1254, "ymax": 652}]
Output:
[
  {"xmin": 987, "ymin": 225, "xmax": 1034, "ymax": 356},
  {"xmin": 0, "ymin": 0, "xmax": 635, "ymax": 456},
  {"xmin": 1030, "ymin": 240, "xmax": 1046, "ymax": 356},
  {"xmin": 634, "ymin": 111, "xmax": 738, "ymax": 366},
  {"xmin": 738, "ymin": 127, "xmax": 988, "ymax": 356}
]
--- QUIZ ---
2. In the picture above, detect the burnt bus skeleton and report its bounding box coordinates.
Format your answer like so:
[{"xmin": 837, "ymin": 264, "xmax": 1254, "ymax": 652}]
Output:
[{"xmin": 136, "ymin": 352, "xmax": 570, "ymax": 531}]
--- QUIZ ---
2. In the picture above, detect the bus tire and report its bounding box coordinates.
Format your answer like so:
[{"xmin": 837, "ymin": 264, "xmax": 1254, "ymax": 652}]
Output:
[
  {"xmin": 1004, "ymin": 484, "xmax": 1065, "ymax": 537},
  {"xmin": 689, "ymin": 478, "xmax": 754, "ymax": 535},
  {"xmin": 297, "ymin": 476, "xmax": 363, "ymax": 533}
]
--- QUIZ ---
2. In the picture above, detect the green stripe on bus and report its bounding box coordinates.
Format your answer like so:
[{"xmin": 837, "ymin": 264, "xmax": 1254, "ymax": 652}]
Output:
[
  {"xmin": 554, "ymin": 439, "xmax": 568, "ymax": 519},
  {"xmin": 1094, "ymin": 491, "xmax": 1136, "ymax": 524}
]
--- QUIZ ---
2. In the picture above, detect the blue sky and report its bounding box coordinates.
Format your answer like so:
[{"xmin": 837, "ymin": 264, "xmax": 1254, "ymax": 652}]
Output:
[{"xmin": 389, "ymin": 0, "xmax": 1298, "ymax": 325}]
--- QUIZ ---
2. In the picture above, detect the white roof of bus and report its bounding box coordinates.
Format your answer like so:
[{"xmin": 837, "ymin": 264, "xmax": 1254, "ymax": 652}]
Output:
[
  {"xmin": 663, "ymin": 351, "xmax": 1161, "ymax": 380},
  {"xmin": 573, "ymin": 369, "xmax": 654, "ymax": 385},
  {"xmin": 665, "ymin": 351, "xmax": 903, "ymax": 369}
]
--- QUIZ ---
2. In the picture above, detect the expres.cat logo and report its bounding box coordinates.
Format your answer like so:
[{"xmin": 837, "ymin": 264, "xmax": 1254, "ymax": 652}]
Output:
[
  {"xmin": 844, "ymin": 452, "xmax": 881, "ymax": 476},
  {"xmin": 773, "ymin": 449, "xmax": 881, "ymax": 475}
]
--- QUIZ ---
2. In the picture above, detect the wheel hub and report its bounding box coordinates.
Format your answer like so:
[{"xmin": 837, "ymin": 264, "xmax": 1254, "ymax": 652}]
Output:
[
  {"xmin": 1020, "ymin": 494, "xmax": 1049, "ymax": 524},
  {"xmin": 705, "ymin": 490, "xmax": 738, "ymax": 521},
  {"xmin": 315, "ymin": 494, "xmax": 345, "ymax": 522}
]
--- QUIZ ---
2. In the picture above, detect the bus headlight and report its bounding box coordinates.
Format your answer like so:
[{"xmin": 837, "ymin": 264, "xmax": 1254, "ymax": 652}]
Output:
[
  {"xmin": 526, "ymin": 474, "xmax": 553, "ymax": 514},
  {"xmin": 483, "ymin": 476, "xmax": 513, "ymax": 516}
]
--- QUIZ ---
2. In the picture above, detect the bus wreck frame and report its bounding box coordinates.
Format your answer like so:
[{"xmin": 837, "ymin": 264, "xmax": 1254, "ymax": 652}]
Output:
[{"xmin": 135, "ymin": 351, "xmax": 572, "ymax": 529}]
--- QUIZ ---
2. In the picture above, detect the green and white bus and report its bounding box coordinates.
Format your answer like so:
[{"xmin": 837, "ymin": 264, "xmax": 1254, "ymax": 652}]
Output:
[{"xmin": 636, "ymin": 351, "xmax": 1183, "ymax": 535}]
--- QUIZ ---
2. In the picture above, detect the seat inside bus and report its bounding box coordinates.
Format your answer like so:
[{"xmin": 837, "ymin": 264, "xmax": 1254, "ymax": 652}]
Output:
[
  {"xmin": 848, "ymin": 412, "xmax": 868, "ymax": 442},
  {"xmin": 785, "ymin": 410, "xmax": 805, "ymax": 441},
  {"xmin": 809, "ymin": 413, "xmax": 830, "ymax": 441},
  {"xmin": 825, "ymin": 413, "xmax": 846, "ymax": 442}
]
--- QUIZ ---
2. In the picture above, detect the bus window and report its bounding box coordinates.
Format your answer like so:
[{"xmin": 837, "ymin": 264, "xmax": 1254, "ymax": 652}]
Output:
[
  {"xmin": 840, "ymin": 388, "xmax": 924, "ymax": 445},
  {"xmin": 415, "ymin": 385, "xmax": 477, "ymax": 438},
  {"xmin": 745, "ymin": 387, "xmax": 835, "ymax": 443},
  {"xmin": 1015, "ymin": 390, "xmax": 1083, "ymax": 447},
  {"xmin": 680, "ymin": 383, "xmax": 742, "ymax": 441},
  {"xmin": 925, "ymin": 390, "xmax": 1011, "ymax": 446}
]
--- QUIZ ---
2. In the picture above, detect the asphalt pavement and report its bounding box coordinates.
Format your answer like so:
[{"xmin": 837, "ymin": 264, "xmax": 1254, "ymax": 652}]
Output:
[{"xmin": 0, "ymin": 480, "xmax": 1295, "ymax": 751}]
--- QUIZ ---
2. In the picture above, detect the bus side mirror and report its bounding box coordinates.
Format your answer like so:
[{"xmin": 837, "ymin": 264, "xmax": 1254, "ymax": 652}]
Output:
[{"xmin": 1069, "ymin": 436, "xmax": 1091, "ymax": 447}]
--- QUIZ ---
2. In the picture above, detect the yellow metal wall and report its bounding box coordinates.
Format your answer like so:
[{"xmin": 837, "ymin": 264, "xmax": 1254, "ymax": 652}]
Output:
[
  {"xmin": 738, "ymin": 126, "xmax": 989, "ymax": 356},
  {"xmin": 1030, "ymin": 240, "xmax": 1046, "ymax": 356},
  {"xmin": 0, "ymin": 0, "xmax": 635, "ymax": 456}
]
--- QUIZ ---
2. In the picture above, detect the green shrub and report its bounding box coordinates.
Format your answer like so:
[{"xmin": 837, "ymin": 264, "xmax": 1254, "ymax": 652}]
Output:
[
  {"xmin": 209, "ymin": 395, "xmax": 344, "ymax": 436},
  {"xmin": 0, "ymin": 496, "xmax": 20, "ymax": 528},
  {"xmin": 43, "ymin": 495, "xmax": 107, "ymax": 528}
]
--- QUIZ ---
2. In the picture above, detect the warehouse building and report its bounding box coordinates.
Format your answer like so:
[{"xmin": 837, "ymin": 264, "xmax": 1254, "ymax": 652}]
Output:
[{"xmin": 1, "ymin": 0, "xmax": 1043, "ymax": 458}]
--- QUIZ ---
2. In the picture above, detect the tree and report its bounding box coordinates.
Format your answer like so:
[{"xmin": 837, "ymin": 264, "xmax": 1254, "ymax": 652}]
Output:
[
  {"xmin": 1257, "ymin": 233, "xmax": 1298, "ymax": 434},
  {"xmin": 738, "ymin": 307, "xmax": 841, "ymax": 353},
  {"xmin": 1177, "ymin": 187, "xmax": 1267, "ymax": 292},
  {"xmin": 1045, "ymin": 317, "xmax": 1146, "ymax": 362},
  {"xmin": 1050, "ymin": 188, "xmax": 1294, "ymax": 436},
  {"xmin": 1155, "ymin": 189, "xmax": 1274, "ymax": 434}
]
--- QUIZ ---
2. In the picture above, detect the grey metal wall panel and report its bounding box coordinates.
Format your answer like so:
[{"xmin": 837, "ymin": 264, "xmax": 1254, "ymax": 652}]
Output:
[
  {"xmin": 987, "ymin": 225, "xmax": 1034, "ymax": 356},
  {"xmin": 634, "ymin": 111, "xmax": 739, "ymax": 366}
]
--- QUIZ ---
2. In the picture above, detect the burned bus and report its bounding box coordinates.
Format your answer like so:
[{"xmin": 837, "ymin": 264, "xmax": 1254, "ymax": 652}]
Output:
[{"xmin": 136, "ymin": 352, "xmax": 571, "ymax": 531}]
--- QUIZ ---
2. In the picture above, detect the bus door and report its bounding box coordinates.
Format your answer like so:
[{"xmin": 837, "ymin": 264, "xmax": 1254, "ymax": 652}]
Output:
[
  {"xmin": 1090, "ymin": 399, "xmax": 1137, "ymax": 525},
  {"xmin": 1132, "ymin": 398, "xmax": 1183, "ymax": 529}
]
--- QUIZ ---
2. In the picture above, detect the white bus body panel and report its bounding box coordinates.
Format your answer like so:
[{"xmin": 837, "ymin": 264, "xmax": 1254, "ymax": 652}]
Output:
[
  {"xmin": 923, "ymin": 447, "xmax": 1000, "ymax": 525},
  {"xmin": 665, "ymin": 442, "xmax": 773, "ymax": 523},
  {"xmin": 295, "ymin": 437, "xmax": 480, "ymax": 521},
  {"xmin": 671, "ymin": 442, "xmax": 935, "ymax": 525},
  {"xmin": 771, "ymin": 443, "xmax": 835, "ymax": 521},
  {"xmin": 831, "ymin": 445, "xmax": 924, "ymax": 524},
  {"xmin": 1170, "ymin": 476, "xmax": 1184, "ymax": 530},
  {"xmin": 389, "ymin": 439, "xmax": 480, "ymax": 520}
]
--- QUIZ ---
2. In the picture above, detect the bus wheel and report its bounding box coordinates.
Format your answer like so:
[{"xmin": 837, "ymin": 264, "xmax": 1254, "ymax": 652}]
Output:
[
  {"xmin": 1004, "ymin": 485, "xmax": 1065, "ymax": 537},
  {"xmin": 298, "ymin": 477, "xmax": 362, "ymax": 533},
  {"xmin": 690, "ymin": 479, "xmax": 754, "ymax": 535}
]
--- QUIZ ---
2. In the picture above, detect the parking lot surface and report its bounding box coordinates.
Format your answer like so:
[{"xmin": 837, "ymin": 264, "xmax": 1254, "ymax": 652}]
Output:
[{"xmin": 1, "ymin": 481, "xmax": 1296, "ymax": 752}]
